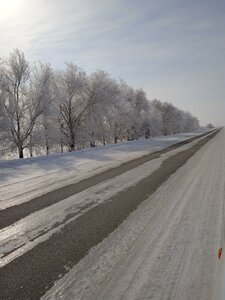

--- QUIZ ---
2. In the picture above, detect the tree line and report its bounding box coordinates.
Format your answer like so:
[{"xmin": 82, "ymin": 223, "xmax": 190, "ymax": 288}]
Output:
[{"xmin": 0, "ymin": 49, "xmax": 199, "ymax": 159}]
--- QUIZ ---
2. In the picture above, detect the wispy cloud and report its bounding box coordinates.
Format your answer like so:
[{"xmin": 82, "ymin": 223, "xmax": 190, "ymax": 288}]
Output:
[{"xmin": 1, "ymin": 0, "xmax": 225, "ymax": 125}]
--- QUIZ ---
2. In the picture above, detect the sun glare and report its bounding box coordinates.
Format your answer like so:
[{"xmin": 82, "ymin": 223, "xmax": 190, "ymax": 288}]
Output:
[{"xmin": 0, "ymin": 0, "xmax": 19, "ymax": 20}]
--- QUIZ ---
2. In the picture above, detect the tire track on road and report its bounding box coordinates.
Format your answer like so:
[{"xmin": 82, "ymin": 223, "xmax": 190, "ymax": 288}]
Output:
[
  {"xmin": 0, "ymin": 130, "xmax": 219, "ymax": 300},
  {"xmin": 0, "ymin": 130, "xmax": 215, "ymax": 230}
]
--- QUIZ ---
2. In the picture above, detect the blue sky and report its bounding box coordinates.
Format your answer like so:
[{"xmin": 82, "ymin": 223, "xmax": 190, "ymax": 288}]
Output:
[{"xmin": 1, "ymin": 0, "xmax": 225, "ymax": 125}]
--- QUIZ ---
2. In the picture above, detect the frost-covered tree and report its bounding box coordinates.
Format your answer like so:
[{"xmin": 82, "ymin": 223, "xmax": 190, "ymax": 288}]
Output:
[
  {"xmin": 29, "ymin": 62, "xmax": 57, "ymax": 155},
  {"xmin": 182, "ymin": 112, "xmax": 199, "ymax": 132},
  {"xmin": 119, "ymin": 82, "xmax": 149, "ymax": 141},
  {"xmin": 56, "ymin": 63, "xmax": 88, "ymax": 151},
  {"xmin": 0, "ymin": 49, "xmax": 43, "ymax": 158},
  {"xmin": 143, "ymin": 101, "xmax": 163, "ymax": 138},
  {"xmin": 151, "ymin": 99, "xmax": 199, "ymax": 135},
  {"xmin": 0, "ymin": 49, "xmax": 200, "ymax": 159},
  {"xmin": 207, "ymin": 123, "xmax": 214, "ymax": 129},
  {"xmin": 84, "ymin": 70, "xmax": 121, "ymax": 146}
]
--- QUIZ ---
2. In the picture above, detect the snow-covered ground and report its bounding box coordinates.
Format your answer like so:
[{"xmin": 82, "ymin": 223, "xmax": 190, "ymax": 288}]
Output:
[
  {"xmin": 0, "ymin": 130, "xmax": 207, "ymax": 185},
  {"xmin": 0, "ymin": 130, "xmax": 210, "ymax": 261},
  {"xmin": 0, "ymin": 135, "xmax": 203, "ymax": 266},
  {"xmin": 1, "ymin": 128, "xmax": 220, "ymax": 299},
  {"xmin": 0, "ymin": 129, "xmax": 208, "ymax": 210},
  {"xmin": 42, "ymin": 129, "xmax": 225, "ymax": 300}
]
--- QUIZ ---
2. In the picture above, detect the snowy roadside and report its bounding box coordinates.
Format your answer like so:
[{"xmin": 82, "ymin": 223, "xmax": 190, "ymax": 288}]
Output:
[
  {"xmin": 0, "ymin": 129, "xmax": 210, "ymax": 208},
  {"xmin": 0, "ymin": 129, "xmax": 214, "ymax": 269}
]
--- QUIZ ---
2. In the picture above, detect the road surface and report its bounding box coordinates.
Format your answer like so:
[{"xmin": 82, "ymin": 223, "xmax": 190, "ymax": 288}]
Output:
[{"xmin": 0, "ymin": 129, "xmax": 223, "ymax": 299}]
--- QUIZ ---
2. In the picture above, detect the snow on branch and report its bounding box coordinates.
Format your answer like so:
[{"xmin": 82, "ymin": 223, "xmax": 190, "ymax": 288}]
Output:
[{"xmin": 0, "ymin": 49, "xmax": 200, "ymax": 159}]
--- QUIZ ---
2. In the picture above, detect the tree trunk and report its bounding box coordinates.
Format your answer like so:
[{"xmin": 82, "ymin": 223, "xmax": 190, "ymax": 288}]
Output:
[
  {"xmin": 69, "ymin": 131, "xmax": 75, "ymax": 151},
  {"xmin": 90, "ymin": 132, "xmax": 95, "ymax": 148},
  {"xmin": 29, "ymin": 134, "xmax": 33, "ymax": 157},
  {"xmin": 60, "ymin": 139, "xmax": 64, "ymax": 153},
  {"xmin": 19, "ymin": 146, "xmax": 24, "ymax": 159},
  {"xmin": 45, "ymin": 125, "xmax": 49, "ymax": 155},
  {"xmin": 60, "ymin": 124, "xmax": 64, "ymax": 153},
  {"xmin": 145, "ymin": 129, "xmax": 150, "ymax": 139},
  {"xmin": 70, "ymin": 143, "xmax": 75, "ymax": 151},
  {"xmin": 46, "ymin": 145, "xmax": 49, "ymax": 155},
  {"xmin": 114, "ymin": 123, "xmax": 118, "ymax": 144}
]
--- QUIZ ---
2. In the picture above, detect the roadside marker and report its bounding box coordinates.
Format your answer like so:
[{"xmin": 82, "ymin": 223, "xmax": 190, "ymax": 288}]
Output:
[{"xmin": 218, "ymin": 248, "xmax": 223, "ymax": 259}]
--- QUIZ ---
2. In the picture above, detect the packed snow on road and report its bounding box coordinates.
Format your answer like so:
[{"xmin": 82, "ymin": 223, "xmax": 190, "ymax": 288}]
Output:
[{"xmin": 0, "ymin": 128, "xmax": 223, "ymax": 300}]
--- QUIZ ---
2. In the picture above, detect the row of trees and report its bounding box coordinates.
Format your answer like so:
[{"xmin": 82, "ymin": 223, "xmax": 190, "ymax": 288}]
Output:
[{"xmin": 0, "ymin": 49, "xmax": 199, "ymax": 159}]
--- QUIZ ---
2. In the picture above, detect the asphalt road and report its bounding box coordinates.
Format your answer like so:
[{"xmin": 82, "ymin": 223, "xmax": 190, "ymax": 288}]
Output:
[
  {"xmin": 0, "ymin": 130, "xmax": 213, "ymax": 230},
  {"xmin": 0, "ymin": 129, "xmax": 220, "ymax": 299}
]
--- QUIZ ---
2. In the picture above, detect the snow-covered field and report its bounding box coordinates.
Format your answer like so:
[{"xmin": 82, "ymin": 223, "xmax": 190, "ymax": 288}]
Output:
[{"xmin": 1, "ymin": 128, "xmax": 222, "ymax": 300}]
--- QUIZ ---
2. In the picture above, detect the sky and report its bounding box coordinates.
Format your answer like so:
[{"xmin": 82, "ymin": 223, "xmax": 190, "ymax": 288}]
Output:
[{"xmin": 0, "ymin": 0, "xmax": 224, "ymax": 126}]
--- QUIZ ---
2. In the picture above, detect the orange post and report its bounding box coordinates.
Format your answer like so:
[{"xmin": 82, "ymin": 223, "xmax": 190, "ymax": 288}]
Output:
[{"xmin": 218, "ymin": 248, "xmax": 223, "ymax": 259}]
